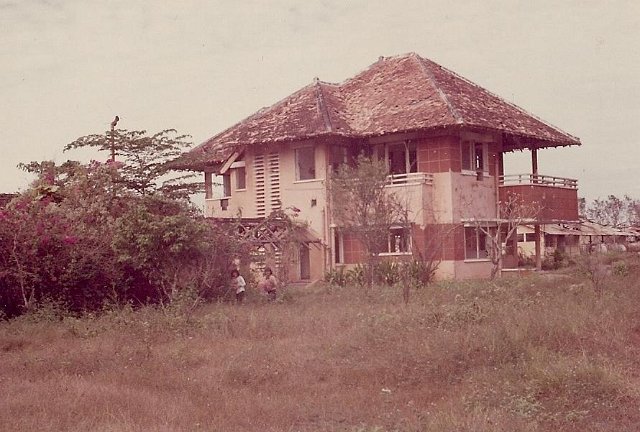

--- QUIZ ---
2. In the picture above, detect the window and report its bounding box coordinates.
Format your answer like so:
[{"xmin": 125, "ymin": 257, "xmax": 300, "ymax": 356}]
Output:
[
  {"xmin": 235, "ymin": 166, "xmax": 246, "ymax": 190},
  {"xmin": 295, "ymin": 146, "xmax": 316, "ymax": 180},
  {"xmin": 331, "ymin": 146, "xmax": 348, "ymax": 172},
  {"xmin": 222, "ymin": 173, "xmax": 231, "ymax": 197},
  {"xmin": 387, "ymin": 141, "xmax": 417, "ymax": 176},
  {"xmin": 230, "ymin": 159, "xmax": 246, "ymax": 190},
  {"xmin": 382, "ymin": 227, "xmax": 411, "ymax": 254},
  {"xmin": 464, "ymin": 226, "xmax": 489, "ymax": 260},
  {"xmin": 333, "ymin": 231, "xmax": 344, "ymax": 264},
  {"xmin": 461, "ymin": 141, "xmax": 487, "ymax": 172}
]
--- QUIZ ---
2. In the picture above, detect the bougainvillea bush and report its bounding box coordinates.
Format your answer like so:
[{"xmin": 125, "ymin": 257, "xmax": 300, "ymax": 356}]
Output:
[{"xmin": 0, "ymin": 130, "xmax": 248, "ymax": 318}]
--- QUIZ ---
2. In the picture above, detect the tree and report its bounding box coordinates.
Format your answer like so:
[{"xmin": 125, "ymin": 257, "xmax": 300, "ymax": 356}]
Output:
[
  {"xmin": 466, "ymin": 193, "xmax": 541, "ymax": 279},
  {"xmin": 64, "ymin": 128, "xmax": 200, "ymax": 199},
  {"xmin": 585, "ymin": 195, "xmax": 639, "ymax": 228},
  {"xmin": 0, "ymin": 128, "xmax": 248, "ymax": 317},
  {"xmin": 329, "ymin": 155, "xmax": 405, "ymax": 287}
]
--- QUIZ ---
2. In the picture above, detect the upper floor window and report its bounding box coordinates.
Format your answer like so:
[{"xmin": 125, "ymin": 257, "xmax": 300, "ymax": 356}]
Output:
[
  {"xmin": 235, "ymin": 166, "xmax": 246, "ymax": 190},
  {"xmin": 222, "ymin": 173, "xmax": 231, "ymax": 197},
  {"xmin": 383, "ymin": 141, "xmax": 417, "ymax": 175},
  {"xmin": 461, "ymin": 141, "xmax": 488, "ymax": 173},
  {"xmin": 330, "ymin": 146, "xmax": 350, "ymax": 172},
  {"xmin": 295, "ymin": 146, "xmax": 316, "ymax": 181},
  {"xmin": 230, "ymin": 160, "xmax": 247, "ymax": 191}
]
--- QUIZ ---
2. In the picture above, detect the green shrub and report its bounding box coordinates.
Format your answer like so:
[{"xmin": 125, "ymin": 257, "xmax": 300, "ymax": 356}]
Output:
[
  {"xmin": 612, "ymin": 260, "xmax": 629, "ymax": 277},
  {"xmin": 374, "ymin": 261, "xmax": 401, "ymax": 286},
  {"xmin": 347, "ymin": 265, "xmax": 366, "ymax": 288},
  {"xmin": 324, "ymin": 267, "xmax": 350, "ymax": 287}
]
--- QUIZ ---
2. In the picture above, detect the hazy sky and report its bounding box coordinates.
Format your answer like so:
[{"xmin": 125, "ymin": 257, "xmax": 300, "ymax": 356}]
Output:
[{"xmin": 2, "ymin": 0, "xmax": 639, "ymax": 201}]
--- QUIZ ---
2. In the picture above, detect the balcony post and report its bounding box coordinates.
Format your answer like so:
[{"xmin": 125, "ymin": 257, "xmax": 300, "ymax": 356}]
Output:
[
  {"xmin": 534, "ymin": 224, "xmax": 542, "ymax": 270},
  {"xmin": 531, "ymin": 148, "xmax": 538, "ymax": 183}
]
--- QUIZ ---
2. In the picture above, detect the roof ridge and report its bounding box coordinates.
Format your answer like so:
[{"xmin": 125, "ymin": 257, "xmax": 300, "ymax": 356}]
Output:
[
  {"xmin": 314, "ymin": 80, "xmax": 334, "ymax": 133},
  {"xmin": 413, "ymin": 55, "xmax": 464, "ymax": 125},
  {"xmin": 423, "ymin": 58, "xmax": 580, "ymax": 144}
]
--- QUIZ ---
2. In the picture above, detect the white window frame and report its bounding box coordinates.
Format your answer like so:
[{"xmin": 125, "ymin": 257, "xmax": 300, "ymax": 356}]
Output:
[
  {"xmin": 379, "ymin": 226, "xmax": 412, "ymax": 256},
  {"xmin": 464, "ymin": 225, "xmax": 490, "ymax": 261},
  {"xmin": 232, "ymin": 161, "xmax": 246, "ymax": 191},
  {"xmin": 222, "ymin": 173, "xmax": 231, "ymax": 198},
  {"xmin": 333, "ymin": 230, "xmax": 344, "ymax": 264},
  {"xmin": 385, "ymin": 140, "xmax": 418, "ymax": 176},
  {"xmin": 461, "ymin": 141, "xmax": 489, "ymax": 174}
]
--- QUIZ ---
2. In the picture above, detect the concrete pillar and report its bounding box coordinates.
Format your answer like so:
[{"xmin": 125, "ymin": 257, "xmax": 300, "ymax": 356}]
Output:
[{"xmin": 204, "ymin": 171, "xmax": 213, "ymax": 199}]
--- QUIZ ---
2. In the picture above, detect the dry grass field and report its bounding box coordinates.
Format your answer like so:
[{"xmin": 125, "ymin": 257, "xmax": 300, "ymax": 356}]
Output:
[{"xmin": 2, "ymin": 253, "xmax": 640, "ymax": 431}]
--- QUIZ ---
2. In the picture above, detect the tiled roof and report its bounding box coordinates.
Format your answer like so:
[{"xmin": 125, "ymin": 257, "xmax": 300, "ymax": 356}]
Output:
[{"xmin": 191, "ymin": 53, "xmax": 580, "ymax": 164}]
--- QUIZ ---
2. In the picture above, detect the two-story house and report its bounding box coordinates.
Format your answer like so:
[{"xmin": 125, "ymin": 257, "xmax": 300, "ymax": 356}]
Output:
[{"xmin": 185, "ymin": 53, "xmax": 580, "ymax": 280}]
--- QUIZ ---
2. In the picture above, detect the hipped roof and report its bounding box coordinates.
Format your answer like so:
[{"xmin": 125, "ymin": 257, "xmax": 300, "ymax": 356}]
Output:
[{"xmin": 188, "ymin": 53, "xmax": 580, "ymax": 166}]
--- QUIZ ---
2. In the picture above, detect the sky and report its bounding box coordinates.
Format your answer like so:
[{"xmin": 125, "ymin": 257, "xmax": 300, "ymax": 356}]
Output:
[{"xmin": 1, "ymin": 0, "xmax": 639, "ymax": 202}]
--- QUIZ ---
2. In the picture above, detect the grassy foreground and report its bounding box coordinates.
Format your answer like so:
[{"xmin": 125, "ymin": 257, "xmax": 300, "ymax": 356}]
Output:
[{"xmin": 2, "ymin": 255, "xmax": 640, "ymax": 431}]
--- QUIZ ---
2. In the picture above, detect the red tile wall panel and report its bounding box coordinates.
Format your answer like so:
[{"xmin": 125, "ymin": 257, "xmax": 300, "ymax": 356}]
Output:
[
  {"xmin": 417, "ymin": 135, "xmax": 460, "ymax": 173},
  {"xmin": 499, "ymin": 186, "xmax": 579, "ymax": 221}
]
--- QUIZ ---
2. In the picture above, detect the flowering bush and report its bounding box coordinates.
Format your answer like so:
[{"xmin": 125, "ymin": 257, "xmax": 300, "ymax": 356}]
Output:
[{"xmin": 0, "ymin": 130, "xmax": 249, "ymax": 318}]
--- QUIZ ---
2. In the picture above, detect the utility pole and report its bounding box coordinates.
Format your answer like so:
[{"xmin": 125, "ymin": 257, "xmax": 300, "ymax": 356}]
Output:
[{"xmin": 110, "ymin": 115, "xmax": 119, "ymax": 162}]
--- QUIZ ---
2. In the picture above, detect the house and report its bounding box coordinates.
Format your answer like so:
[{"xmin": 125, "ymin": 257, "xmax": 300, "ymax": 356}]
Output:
[
  {"xmin": 576, "ymin": 221, "xmax": 637, "ymax": 252},
  {"xmin": 185, "ymin": 53, "xmax": 581, "ymax": 280},
  {"xmin": 517, "ymin": 220, "xmax": 639, "ymax": 261},
  {"xmin": 517, "ymin": 224, "xmax": 582, "ymax": 259}
]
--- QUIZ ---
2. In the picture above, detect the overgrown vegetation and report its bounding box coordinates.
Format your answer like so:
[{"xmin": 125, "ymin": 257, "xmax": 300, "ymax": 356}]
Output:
[
  {"xmin": 325, "ymin": 260, "xmax": 434, "ymax": 290},
  {"xmin": 0, "ymin": 129, "xmax": 249, "ymax": 317},
  {"xmin": 2, "ymin": 252, "xmax": 640, "ymax": 431},
  {"xmin": 330, "ymin": 154, "xmax": 406, "ymax": 287}
]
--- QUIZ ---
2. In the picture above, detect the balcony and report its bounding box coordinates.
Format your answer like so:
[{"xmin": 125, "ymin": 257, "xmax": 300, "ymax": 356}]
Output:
[
  {"xmin": 205, "ymin": 196, "xmax": 234, "ymax": 218},
  {"xmin": 499, "ymin": 173, "xmax": 579, "ymax": 222},
  {"xmin": 385, "ymin": 172, "xmax": 434, "ymax": 186},
  {"xmin": 385, "ymin": 172, "xmax": 434, "ymax": 220}
]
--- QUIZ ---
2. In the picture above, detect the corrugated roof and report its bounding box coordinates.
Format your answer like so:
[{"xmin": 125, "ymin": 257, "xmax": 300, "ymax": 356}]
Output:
[
  {"xmin": 190, "ymin": 53, "xmax": 580, "ymax": 164},
  {"xmin": 522, "ymin": 222, "xmax": 636, "ymax": 237}
]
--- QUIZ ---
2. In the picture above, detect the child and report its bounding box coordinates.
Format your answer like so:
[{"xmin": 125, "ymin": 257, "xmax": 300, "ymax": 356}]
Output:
[
  {"xmin": 230, "ymin": 269, "xmax": 246, "ymax": 303},
  {"xmin": 258, "ymin": 267, "xmax": 278, "ymax": 301}
]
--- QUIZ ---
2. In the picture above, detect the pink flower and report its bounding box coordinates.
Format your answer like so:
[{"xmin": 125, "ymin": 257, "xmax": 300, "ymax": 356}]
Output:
[
  {"xmin": 105, "ymin": 159, "xmax": 124, "ymax": 168},
  {"xmin": 63, "ymin": 235, "xmax": 79, "ymax": 245}
]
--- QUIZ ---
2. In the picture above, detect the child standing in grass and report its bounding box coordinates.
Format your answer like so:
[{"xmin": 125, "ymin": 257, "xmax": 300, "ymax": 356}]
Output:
[
  {"xmin": 230, "ymin": 269, "xmax": 246, "ymax": 304},
  {"xmin": 258, "ymin": 267, "xmax": 278, "ymax": 301}
]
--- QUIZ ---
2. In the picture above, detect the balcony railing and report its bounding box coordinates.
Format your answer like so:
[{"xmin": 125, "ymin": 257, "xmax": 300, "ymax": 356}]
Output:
[
  {"xmin": 386, "ymin": 172, "xmax": 434, "ymax": 186},
  {"xmin": 500, "ymin": 174, "xmax": 577, "ymax": 190}
]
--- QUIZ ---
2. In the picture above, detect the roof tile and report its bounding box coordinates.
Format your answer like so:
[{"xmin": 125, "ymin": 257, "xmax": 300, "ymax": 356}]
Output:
[{"xmin": 191, "ymin": 53, "xmax": 580, "ymax": 163}]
